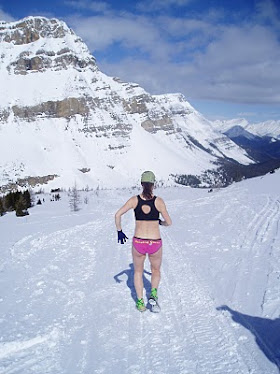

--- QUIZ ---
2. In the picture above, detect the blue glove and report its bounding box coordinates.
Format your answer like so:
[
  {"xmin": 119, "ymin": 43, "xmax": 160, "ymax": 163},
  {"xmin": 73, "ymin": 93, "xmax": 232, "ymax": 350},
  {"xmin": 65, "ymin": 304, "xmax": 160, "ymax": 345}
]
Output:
[{"xmin": 118, "ymin": 230, "xmax": 128, "ymax": 244}]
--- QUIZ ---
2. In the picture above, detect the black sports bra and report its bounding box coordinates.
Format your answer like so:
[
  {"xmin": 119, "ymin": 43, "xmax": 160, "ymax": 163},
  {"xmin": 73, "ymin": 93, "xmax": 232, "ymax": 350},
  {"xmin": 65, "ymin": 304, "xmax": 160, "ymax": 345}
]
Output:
[{"xmin": 134, "ymin": 195, "xmax": 160, "ymax": 221}]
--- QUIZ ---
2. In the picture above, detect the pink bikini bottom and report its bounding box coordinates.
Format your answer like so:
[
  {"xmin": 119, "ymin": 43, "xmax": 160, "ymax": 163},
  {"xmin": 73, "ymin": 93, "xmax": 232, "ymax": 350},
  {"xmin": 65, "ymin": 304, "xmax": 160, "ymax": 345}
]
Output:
[{"xmin": 133, "ymin": 237, "xmax": 162, "ymax": 255}]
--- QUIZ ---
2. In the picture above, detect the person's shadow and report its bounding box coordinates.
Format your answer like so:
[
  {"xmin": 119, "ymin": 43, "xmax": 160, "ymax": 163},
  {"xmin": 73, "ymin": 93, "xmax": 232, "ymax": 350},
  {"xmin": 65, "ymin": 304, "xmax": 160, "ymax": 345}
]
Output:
[
  {"xmin": 217, "ymin": 305, "xmax": 280, "ymax": 370},
  {"xmin": 114, "ymin": 263, "xmax": 152, "ymax": 303}
]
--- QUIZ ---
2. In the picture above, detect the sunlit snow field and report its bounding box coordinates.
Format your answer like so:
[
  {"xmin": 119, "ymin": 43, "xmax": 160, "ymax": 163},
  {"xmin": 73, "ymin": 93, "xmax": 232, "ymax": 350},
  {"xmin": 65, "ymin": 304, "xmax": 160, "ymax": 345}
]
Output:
[{"xmin": 0, "ymin": 171, "xmax": 280, "ymax": 374}]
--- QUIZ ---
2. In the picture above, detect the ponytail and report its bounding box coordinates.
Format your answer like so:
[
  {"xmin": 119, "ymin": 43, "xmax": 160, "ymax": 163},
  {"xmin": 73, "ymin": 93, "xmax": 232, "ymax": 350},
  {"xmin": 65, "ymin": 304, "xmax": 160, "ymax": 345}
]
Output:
[{"xmin": 141, "ymin": 182, "xmax": 153, "ymax": 200}]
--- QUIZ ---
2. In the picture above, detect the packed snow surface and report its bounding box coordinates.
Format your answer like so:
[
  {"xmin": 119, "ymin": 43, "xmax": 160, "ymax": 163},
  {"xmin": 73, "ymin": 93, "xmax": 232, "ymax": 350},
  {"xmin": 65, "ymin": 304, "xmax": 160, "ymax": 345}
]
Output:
[{"xmin": 0, "ymin": 171, "xmax": 280, "ymax": 373}]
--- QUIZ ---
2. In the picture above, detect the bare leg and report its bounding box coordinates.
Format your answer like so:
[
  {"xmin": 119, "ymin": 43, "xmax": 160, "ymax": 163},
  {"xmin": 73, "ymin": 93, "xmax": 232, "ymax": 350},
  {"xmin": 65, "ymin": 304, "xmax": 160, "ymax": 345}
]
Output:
[
  {"xmin": 149, "ymin": 247, "xmax": 162, "ymax": 290},
  {"xmin": 132, "ymin": 246, "xmax": 146, "ymax": 299}
]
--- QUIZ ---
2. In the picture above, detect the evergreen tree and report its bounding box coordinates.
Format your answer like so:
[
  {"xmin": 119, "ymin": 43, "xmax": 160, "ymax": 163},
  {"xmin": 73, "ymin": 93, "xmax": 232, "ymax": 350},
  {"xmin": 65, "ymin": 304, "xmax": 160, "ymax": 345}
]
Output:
[
  {"xmin": 69, "ymin": 182, "xmax": 81, "ymax": 212},
  {"xmin": 5, "ymin": 191, "xmax": 19, "ymax": 211},
  {"xmin": 0, "ymin": 198, "xmax": 5, "ymax": 216},
  {"xmin": 15, "ymin": 194, "xmax": 29, "ymax": 217},
  {"xmin": 23, "ymin": 190, "xmax": 32, "ymax": 208}
]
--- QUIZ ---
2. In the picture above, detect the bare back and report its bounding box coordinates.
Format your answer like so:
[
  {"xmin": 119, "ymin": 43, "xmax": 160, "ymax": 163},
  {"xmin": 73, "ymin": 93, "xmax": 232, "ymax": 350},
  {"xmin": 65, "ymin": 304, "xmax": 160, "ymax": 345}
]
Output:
[
  {"xmin": 133, "ymin": 194, "xmax": 171, "ymax": 239},
  {"xmin": 115, "ymin": 193, "xmax": 172, "ymax": 239}
]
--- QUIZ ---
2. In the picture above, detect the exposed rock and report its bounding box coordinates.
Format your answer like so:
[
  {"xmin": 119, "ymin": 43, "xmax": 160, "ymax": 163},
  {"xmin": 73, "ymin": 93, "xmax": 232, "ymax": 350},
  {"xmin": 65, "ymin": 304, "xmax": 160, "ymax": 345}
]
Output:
[
  {"xmin": 1, "ymin": 17, "xmax": 97, "ymax": 74},
  {"xmin": 79, "ymin": 168, "xmax": 90, "ymax": 173},
  {"xmin": 0, "ymin": 174, "xmax": 58, "ymax": 193},
  {"xmin": 0, "ymin": 109, "xmax": 9, "ymax": 122},
  {"xmin": 54, "ymin": 54, "xmax": 93, "ymax": 71},
  {"xmin": 122, "ymin": 95, "xmax": 150, "ymax": 114},
  {"xmin": 10, "ymin": 56, "xmax": 50, "ymax": 74},
  {"xmin": 108, "ymin": 144, "xmax": 125, "ymax": 150},
  {"xmin": 81, "ymin": 122, "xmax": 132, "ymax": 138},
  {"xmin": 3, "ymin": 28, "xmax": 40, "ymax": 45},
  {"xmin": 9, "ymin": 53, "xmax": 95, "ymax": 75},
  {"xmin": 12, "ymin": 97, "xmax": 89, "ymax": 120},
  {"xmin": 56, "ymin": 48, "xmax": 71, "ymax": 55},
  {"xmin": 19, "ymin": 51, "xmax": 32, "ymax": 58},
  {"xmin": 36, "ymin": 49, "xmax": 56, "ymax": 57},
  {"xmin": 141, "ymin": 116, "xmax": 175, "ymax": 133},
  {"xmin": 1, "ymin": 18, "xmax": 68, "ymax": 45},
  {"xmin": 17, "ymin": 174, "xmax": 58, "ymax": 187}
]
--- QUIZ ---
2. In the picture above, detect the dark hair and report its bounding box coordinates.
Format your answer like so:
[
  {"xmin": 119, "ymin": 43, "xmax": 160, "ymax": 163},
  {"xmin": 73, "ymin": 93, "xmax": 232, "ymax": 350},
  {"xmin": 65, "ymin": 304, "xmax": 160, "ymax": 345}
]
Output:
[{"xmin": 141, "ymin": 182, "xmax": 154, "ymax": 200}]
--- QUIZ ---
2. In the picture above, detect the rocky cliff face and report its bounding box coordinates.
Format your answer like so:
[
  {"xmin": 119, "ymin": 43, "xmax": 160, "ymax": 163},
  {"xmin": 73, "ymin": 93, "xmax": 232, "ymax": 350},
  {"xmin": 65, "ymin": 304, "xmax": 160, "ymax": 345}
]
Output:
[
  {"xmin": 0, "ymin": 17, "xmax": 96, "ymax": 75},
  {"xmin": 0, "ymin": 16, "xmax": 252, "ymax": 190}
]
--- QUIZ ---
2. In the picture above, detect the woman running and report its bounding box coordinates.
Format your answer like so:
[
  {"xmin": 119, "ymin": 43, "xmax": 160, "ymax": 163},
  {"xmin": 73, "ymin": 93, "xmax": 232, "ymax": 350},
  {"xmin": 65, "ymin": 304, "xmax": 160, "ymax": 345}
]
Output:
[{"xmin": 115, "ymin": 171, "xmax": 172, "ymax": 312}]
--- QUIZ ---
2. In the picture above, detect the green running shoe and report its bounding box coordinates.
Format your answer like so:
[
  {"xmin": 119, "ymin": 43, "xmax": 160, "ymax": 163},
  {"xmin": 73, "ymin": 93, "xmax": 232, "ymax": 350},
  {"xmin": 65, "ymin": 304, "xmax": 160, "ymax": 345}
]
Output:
[
  {"xmin": 136, "ymin": 298, "xmax": 146, "ymax": 312},
  {"xmin": 148, "ymin": 288, "xmax": 158, "ymax": 306}
]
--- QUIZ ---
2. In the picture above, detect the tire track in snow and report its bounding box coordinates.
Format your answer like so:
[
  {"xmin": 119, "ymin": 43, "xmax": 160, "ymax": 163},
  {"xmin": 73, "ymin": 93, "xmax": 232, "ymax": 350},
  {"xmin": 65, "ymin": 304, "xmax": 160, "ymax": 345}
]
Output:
[
  {"xmin": 160, "ymin": 230, "xmax": 260, "ymax": 374},
  {"xmin": 3, "ymin": 189, "xmax": 279, "ymax": 374},
  {"xmin": 115, "ymin": 192, "xmax": 257, "ymax": 374},
  {"xmin": 255, "ymin": 198, "xmax": 280, "ymax": 243},
  {"xmin": 99, "ymin": 216, "xmax": 198, "ymax": 374},
  {"xmin": 232, "ymin": 197, "xmax": 280, "ymax": 312},
  {"xmin": 260, "ymin": 199, "xmax": 280, "ymax": 317},
  {"xmin": 2, "ymin": 217, "xmax": 106, "ymax": 374},
  {"xmin": 0, "ymin": 328, "xmax": 61, "ymax": 374}
]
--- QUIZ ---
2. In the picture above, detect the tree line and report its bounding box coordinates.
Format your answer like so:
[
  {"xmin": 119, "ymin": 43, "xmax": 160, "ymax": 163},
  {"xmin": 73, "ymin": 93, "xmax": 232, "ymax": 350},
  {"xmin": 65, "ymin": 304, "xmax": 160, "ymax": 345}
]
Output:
[{"xmin": 0, "ymin": 190, "xmax": 32, "ymax": 217}]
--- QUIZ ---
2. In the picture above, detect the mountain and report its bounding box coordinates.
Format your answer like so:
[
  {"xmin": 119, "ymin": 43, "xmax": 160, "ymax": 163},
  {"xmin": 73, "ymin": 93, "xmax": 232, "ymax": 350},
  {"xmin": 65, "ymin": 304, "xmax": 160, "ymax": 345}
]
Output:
[
  {"xmin": 0, "ymin": 16, "xmax": 254, "ymax": 192},
  {"xmin": 224, "ymin": 125, "xmax": 259, "ymax": 141},
  {"xmin": 213, "ymin": 118, "xmax": 280, "ymax": 140},
  {"xmin": 214, "ymin": 120, "xmax": 280, "ymax": 164},
  {"xmin": 247, "ymin": 120, "xmax": 280, "ymax": 140}
]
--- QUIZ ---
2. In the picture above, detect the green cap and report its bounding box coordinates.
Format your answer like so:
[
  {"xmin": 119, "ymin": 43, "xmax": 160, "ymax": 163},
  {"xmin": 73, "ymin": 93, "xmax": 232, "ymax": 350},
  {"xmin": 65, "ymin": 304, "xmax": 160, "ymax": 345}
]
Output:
[{"xmin": 141, "ymin": 171, "xmax": 155, "ymax": 183}]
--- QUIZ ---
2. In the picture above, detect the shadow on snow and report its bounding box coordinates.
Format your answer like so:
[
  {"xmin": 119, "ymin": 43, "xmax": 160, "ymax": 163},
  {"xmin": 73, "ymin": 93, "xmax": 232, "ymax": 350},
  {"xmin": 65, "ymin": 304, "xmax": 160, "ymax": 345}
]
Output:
[
  {"xmin": 217, "ymin": 305, "xmax": 280, "ymax": 370},
  {"xmin": 114, "ymin": 263, "xmax": 151, "ymax": 303}
]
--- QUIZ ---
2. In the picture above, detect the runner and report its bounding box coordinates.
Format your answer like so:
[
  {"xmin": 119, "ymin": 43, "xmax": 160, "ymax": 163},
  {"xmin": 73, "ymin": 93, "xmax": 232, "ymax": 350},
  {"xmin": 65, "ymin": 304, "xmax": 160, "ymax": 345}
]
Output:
[{"xmin": 115, "ymin": 171, "xmax": 172, "ymax": 312}]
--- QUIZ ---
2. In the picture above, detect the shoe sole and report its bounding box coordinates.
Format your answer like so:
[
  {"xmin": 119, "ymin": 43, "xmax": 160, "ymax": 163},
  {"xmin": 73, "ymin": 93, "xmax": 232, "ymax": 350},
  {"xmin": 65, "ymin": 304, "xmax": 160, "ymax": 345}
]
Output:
[
  {"xmin": 136, "ymin": 307, "xmax": 146, "ymax": 312},
  {"xmin": 151, "ymin": 305, "xmax": 160, "ymax": 313},
  {"xmin": 148, "ymin": 298, "xmax": 157, "ymax": 306},
  {"xmin": 136, "ymin": 304, "xmax": 147, "ymax": 312}
]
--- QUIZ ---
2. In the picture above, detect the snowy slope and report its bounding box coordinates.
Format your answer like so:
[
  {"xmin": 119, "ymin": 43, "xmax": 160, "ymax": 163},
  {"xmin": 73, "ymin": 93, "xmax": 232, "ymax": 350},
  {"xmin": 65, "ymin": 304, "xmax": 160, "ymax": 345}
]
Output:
[
  {"xmin": 1, "ymin": 170, "xmax": 280, "ymax": 373},
  {"xmin": 224, "ymin": 125, "xmax": 259, "ymax": 140},
  {"xmin": 213, "ymin": 118, "xmax": 280, "ymax": 140},
  {"xmin": 0, "ymin": 17, "xmax": 252, "ymax": 191}
]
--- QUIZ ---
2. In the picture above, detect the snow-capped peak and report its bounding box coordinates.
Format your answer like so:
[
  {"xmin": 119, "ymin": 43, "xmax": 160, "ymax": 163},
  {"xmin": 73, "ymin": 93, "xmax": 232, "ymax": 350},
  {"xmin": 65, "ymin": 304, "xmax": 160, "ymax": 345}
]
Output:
[{"xmin": 0, "ymin": 16, "xmax": 253, "ymax": 191}]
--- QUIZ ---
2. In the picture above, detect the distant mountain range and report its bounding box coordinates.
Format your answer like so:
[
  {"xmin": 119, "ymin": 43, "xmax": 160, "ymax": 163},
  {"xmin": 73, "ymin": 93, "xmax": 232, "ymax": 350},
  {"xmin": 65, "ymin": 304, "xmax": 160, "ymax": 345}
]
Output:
[
  {"xmin": 214, "ymin": 118, "xmax": 280, "ymax": 162},
  {"xmin": 0, "ymin": 16, "xmax": 279, "ymax": 192},
  {"xmin": 212, "ymin": 118, "xmax": 280, "ymax": 140},
  {"xmin": 212, "ymin": 119, "xmax": 280, "ymax": 182}
]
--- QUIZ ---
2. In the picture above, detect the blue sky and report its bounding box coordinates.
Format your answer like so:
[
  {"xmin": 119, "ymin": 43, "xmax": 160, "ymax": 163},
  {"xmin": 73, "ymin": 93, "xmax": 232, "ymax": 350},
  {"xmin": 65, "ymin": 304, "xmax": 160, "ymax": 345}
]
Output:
[{"xmin": 1, "ymin": 0, "xmax": 280, "ymax": 122}]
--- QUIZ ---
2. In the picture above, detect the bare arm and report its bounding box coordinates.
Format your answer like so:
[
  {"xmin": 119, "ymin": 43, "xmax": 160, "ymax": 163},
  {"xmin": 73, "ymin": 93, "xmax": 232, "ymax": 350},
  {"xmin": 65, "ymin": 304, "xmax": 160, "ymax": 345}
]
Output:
[
  {"xmin": 156, "ymin": 197, "xmax": 172, "ymax": 226},
  {"xmin": 115, "ymin": 196, "xmax": 137, "ymax": 231}
]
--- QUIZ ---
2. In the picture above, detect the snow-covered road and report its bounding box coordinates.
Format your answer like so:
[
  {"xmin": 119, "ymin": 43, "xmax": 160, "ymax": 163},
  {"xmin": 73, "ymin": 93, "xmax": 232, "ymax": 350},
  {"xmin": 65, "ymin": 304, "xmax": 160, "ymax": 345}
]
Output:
[{"xmin": 0, "ymin": 172, "xmax": 280, "ymax": 373}]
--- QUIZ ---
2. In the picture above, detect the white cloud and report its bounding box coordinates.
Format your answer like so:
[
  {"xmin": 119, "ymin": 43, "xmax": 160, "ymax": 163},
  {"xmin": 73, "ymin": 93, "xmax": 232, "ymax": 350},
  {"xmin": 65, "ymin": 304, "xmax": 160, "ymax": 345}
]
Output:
[
  {"xmin": 136, "ymin": 0, "xmax": 193, "ymax": 12},
  {"xmin": 237, "ymin": 112, "xmax": 258, "ymax": 117},
  {"xmin": 64, "ymin": 0, "xmax": 110, "ymax": 13},
  {"xmin": 68, "ymin": 14, "xmax": 173, "ymax": 60},
  {"xmin": 0, "ymin": 8, "xmax": 16, "ymax": 22},
  {"xmin": 66, "ymin": 1, "xmax": 280, "ymax": 106},
  {"xmin": 256, "ymin": 0, "xmax": 280, "ymax": 29},
  {"xmin": 97, "ymin": 24, "xmax": 280, "ymax": 104},
  {"xmin": 192, "ymin": 25, "xmax": 280, "ymax": 102},
  {"xmin": 157, "ymin": 15, "xmax": 219, "ymax": 38}
]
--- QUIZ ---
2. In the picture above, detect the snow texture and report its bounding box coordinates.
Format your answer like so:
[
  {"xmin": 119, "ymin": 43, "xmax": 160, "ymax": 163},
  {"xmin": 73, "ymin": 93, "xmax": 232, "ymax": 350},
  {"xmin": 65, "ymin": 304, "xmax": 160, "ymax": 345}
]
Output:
[{"xmin": 0, "ymin": 170, "xmax": 280, "ymax": 373}]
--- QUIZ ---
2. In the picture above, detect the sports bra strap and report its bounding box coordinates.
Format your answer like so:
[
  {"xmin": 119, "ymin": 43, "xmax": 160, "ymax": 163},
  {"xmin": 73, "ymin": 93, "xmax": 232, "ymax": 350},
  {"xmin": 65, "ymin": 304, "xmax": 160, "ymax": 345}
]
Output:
[{"xmin": 134, "ymin": 195, "xmax": 159, "ymax": 221}]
